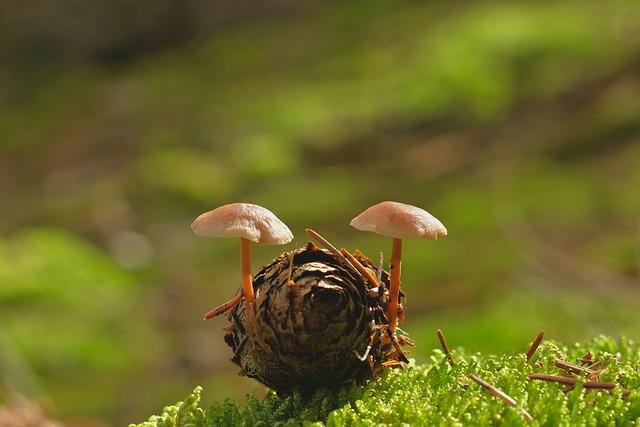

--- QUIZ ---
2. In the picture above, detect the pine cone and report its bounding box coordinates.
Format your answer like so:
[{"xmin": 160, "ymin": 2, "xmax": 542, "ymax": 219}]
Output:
[{"xmin": 223, "ymin": 242, "xmax": 409, "ymax": 394}]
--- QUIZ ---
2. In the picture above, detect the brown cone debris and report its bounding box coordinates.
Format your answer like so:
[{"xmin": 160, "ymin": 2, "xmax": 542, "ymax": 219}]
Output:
[{"xmin": 223, "ymin": 242, "xmax": 411, "ymax": 394}]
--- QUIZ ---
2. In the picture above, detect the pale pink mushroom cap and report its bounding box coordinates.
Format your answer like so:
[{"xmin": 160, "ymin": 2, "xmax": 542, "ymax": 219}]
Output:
[
  {"xmin": 350, "ymin": 201, "xmax": 447, "ymax": 240},
  {"xmin": 191, "ymin": 203, "xmax": 293, "ymax": 244}
]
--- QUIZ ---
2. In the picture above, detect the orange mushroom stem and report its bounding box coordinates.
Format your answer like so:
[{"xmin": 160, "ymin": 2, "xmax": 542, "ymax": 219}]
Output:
[
  {"xmin": 388, "ymin": 237, "xmax": 403, "ymax": 332},
  {"xmin": 349, "ymin": 201, "xmax": 447, "ymax": 333},
  {"xmin": 241, "ymin": 237, "xmax": 255, "ymax": 305},
  {"xmin": 191, "ymin": 203, "xmax": 293, "ymax": 319}
]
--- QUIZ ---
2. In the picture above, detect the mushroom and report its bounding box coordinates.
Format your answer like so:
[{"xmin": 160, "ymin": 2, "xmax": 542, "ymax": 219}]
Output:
[
  {"xmin": 350, "ymin": 201, "xmax": 446, "ymax": 333},
  {"xmin": 191, "ymin": 203, "xmax": 293, "ymax": 309}
]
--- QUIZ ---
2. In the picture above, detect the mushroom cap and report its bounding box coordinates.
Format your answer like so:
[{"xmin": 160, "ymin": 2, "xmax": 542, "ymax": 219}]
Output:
[
  {"xmin": 191, "ymin": 203, "xmax": 294, "ymax": 245},
  {"xmin": 350, "ymin": 201, "xmax": 447, "ymax": 240}
]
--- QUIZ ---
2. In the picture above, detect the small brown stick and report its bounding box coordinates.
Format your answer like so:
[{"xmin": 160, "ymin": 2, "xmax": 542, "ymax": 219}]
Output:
[
  {"xmin": 436, "ymin": 329, "xmax": 456, "ymax": 366},
  {"xmin": 376, "ymin": 251, "xmax": 384, "ymax": 288},
  {"xmin": 286, "ymin": 250, "xmax": 296, "ymax": 287},
  {"xmin": 305, "ymin": 228, "xmax": 360, "ymax": 274},
  {"xmin": 525, "ymin": 330, "xmax": 545, "ymax": 362},
  {"xmin": 468, "ymin": 374, "xmax": 533, "ymax": 421},
  {"xmin": 529, "ymin": 374, "xmax": 617, "ymax": 390},
  {"xmin": 578, "ymin": 352, "xmax": 593, "ymax": 365},
  {"xmin": 386, "ymin": 328, "xmax": 410, "ymax": 363},
  {"xmin": 203, "ymin": 289, "xmax": 243, "ymax": 320},
  {"xmin": 397, "ymin": 333, "xmax": 415, "ymax": 347},
  {"xmin": 382, "ymin": 360, "xmax": 404, "ymax": 368},
  {"xmin": 529, "ymin": 374, "xmax": 577, "ymax": 386},
  {"xmin": 340, "ymin": 248, "xmax": 379, "ymax": 287},
  {"xmin": 584, "ymin": 381, "xmax": 619, "ymax": 390},
  {"xmin": 555, "ymin": 359, "xmax": 597, "ymax": 376}
]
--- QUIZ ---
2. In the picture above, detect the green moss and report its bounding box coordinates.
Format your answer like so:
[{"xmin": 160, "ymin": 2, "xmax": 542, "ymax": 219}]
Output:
[
  {"xmin": 132, "ymin": 386, "xmax": 205, "ymax": 427},
  {"xmin": 131, "ymin": 336, "xmax": 640, "ymax": 426}
]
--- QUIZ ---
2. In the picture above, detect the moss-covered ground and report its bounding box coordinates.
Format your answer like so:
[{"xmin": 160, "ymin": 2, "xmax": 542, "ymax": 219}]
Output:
[{"xmin": 132, "ymin": 335, "xmax": 640, "ymax": 426}]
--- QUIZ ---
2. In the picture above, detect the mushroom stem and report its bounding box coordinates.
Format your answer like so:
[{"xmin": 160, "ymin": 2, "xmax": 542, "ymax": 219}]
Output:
[
  {"xmin": 241, "ymin": 237, "xmax": 255, "ymax": 305},
  {"xmin": 388, "ymin": 237, "xmax": 403, "ymax": 332}
]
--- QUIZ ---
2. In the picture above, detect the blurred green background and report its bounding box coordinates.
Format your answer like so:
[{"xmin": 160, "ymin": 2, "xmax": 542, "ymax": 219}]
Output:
[{"xmin": 1, "ymin": 0, "xmax": 639, "ymax": 425}]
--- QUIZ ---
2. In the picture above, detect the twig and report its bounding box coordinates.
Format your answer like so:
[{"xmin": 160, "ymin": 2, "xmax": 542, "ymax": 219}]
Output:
[
  {"xmin": 529, "ymin": 374, "xmax": 617, "ymax": 390},
  {"xmin": 583, "ymin": 381, "xmax": 619, "ymax": 390},
  {"xmin": 525, "ymin": 330, "xmax": 545, "ymax": 362},
  {"xmin": 305, "ymin": 228, "xmax": 360, "ymax": 274},
  {"xmin": 468, "ymin": 373, "xmax": 533, "ymax": 421},
  {"xmin": 578, "ymin": 352, "xmax": 593, "ymax": 365},
  {"xmin": 377, "ymin": 252, "xmax": 384, "ymax": 288},
  {"xmin": 203, "ymin": 289, "xmax": 243, "ymax": 320},
  {"xmin": 436, "ymin": 329, "xmax": 456, "ymax": 366},
  {"xmin": 340, "ymin": 248, "xmax": 379, "ymax": 287},
  {"xmin": 286, "ymin": 250, "xmax": 296, "ymax": 287},
  {"xmin": 529, "ymin": 374, "xmax": 576, "ymax": 386},
  {"xmin": 467, "ymin": 374, "xmax": 515, "ymax": 405},
  {"xmin": 554, "ymin": 359, "xmax": 597, "ymax": 376},
  {"xmin": 386, "ymin": 328, "xmax": 410, "ymax": 363}
]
